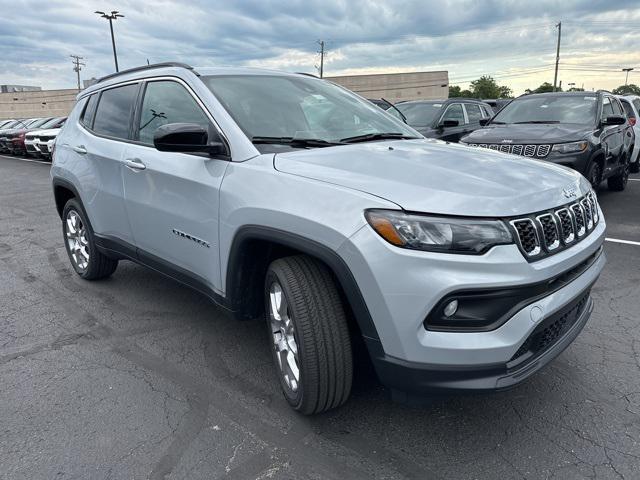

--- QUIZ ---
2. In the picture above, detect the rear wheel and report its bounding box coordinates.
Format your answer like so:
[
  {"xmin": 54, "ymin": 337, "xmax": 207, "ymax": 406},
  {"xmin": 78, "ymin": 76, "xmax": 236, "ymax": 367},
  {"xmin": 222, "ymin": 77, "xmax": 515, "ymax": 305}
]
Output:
[
  {"xmin": 62, "ymin": 199, "xmax": 118, "ymax": 280},
  {"xmin": 608, "ymin": 152, "xmax": 630, "ymax": 192},
  {"xmin": 586, "ymin": 161, "xmax": 602, "ymax": 190},
  {"xmin": 264, "ymin": 255, "xmax": 353, "ymax": 414}
]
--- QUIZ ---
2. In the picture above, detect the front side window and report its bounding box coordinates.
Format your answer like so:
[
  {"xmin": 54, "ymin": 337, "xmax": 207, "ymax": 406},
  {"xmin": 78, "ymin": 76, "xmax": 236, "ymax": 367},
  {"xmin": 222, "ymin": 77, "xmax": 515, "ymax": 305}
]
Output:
[
  {"xmin": 138, "ymin": 81, "xmax": 210, "ymax": 145},
  {"xmin": 601, "ymin": 97, "xmax": 614, "ymax": 118},
  {"xmin": 441, "ymin": 104, "xmax": 465, "ymax": 124},
  {"xmin": 493, "ymin": 95, "xmax": 598, "ymax": 125},
  {"xmin": 93, "ymin": 84, "xmax": 138, "ymax": 139},
  {"xmin": 465, "ymin": 104, "xmax": 483, "ymax": 123},
  {"xmin": 202, "ymin": 74, "xmax": 416, "ymax": 144}
]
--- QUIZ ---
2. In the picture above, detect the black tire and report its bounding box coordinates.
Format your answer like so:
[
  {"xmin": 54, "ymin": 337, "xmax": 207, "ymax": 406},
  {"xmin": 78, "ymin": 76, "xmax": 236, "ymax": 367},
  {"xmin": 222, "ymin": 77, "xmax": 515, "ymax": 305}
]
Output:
[
  {"xmin": 586, "ymin": 161, "xmax": 602, "ymax": 190},
  {"xmin": 62, "ymin": 198, "xmax": 118, "ymax": 280},
  {"xmin": 607, "ymin": 152, "xmax": 630, "ymax": 192},
  {"xmin": 264, "ymin": 255, "xmax": 353, "ymax": 414}
]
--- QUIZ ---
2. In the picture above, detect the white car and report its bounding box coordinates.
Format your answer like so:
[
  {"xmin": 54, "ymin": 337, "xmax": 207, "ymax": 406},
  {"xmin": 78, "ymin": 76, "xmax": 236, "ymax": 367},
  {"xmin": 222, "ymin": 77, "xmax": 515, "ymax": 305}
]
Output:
[
  {"xmin": 24, "ymin": 117, "xmax": 66, "ymax": 158},
  {"xmin": 618, "ymin": 95, "xmax": 640, "ymax": 173}
]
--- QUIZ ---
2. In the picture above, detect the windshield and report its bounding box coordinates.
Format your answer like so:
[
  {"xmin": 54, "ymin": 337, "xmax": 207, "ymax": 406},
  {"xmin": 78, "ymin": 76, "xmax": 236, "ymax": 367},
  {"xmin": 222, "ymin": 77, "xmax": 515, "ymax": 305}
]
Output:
[
  {"xmin": 387, "ymin": 102, "xmax": 443, "ymax": 126},
  {"xmin": 202, "ymin": 74, "xmax": 418, "ymax": 145},
  {"xmin": 492, "ymin": 95, "xmax": 597, "ymax": 125},
  {"xmin": 26, "ymin": 118, "xmax": 52, "ymax": 129},
  {"xmin": 38, "ymin": 117, "xmax": 64, "ymax": 130}
]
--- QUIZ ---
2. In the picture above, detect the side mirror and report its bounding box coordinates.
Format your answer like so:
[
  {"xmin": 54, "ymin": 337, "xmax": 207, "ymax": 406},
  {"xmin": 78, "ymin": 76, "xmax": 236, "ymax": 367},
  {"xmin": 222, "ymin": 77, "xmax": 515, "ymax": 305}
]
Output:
[
  {"xmin": 601, "ymin": 115, "xmax": 626, "ymax": 126},
  {"xmin": 439, "ymin": 119, "xmax": 459, "ymax": 128},
  {"xmin": 153, "ymin": 123, "xmax": 228, "ymax": 156},
  {"xmin": 479, "ymin": 118, "xmax": 491, "ymax": 126}
]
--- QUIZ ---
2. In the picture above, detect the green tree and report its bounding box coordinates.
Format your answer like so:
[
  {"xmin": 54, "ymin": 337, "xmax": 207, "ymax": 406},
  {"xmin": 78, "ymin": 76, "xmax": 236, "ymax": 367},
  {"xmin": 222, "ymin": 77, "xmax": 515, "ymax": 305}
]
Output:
[
  {"xmin": 532, "ymin": 82, "xmax": 558, "ymax": 93},
  {"xmin": 448, "ymin": 85, "xmax": 473, "ymax": 97},
  {"xmin": 567, "ymin": 87, "xmax": 585, "ymax": 92},
  {"xmin": 612, "ymin": 84, "xmax": 640, "ymax": 95},
  {"xmin": 469, "ymin": 76, "xmax": 512, "ymax": 99}
]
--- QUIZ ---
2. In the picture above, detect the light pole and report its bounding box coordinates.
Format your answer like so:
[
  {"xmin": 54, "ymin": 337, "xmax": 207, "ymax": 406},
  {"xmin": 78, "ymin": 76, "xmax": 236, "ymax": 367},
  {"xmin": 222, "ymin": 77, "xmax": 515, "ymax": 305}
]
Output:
[
  {"xmin": 95, "ymin": 10, "xmax": 124, "ymax": 72},
  {"xmin": 622, "ymin": 68, "xmax": 634, "ymax": 86}
]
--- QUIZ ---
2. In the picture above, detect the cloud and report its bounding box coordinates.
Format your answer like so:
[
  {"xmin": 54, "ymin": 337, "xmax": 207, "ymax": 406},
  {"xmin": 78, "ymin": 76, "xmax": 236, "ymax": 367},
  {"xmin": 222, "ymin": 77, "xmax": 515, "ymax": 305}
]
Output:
[{"xmin": 0, "ymin": 0, "xmax": 639, "ymax": 94}]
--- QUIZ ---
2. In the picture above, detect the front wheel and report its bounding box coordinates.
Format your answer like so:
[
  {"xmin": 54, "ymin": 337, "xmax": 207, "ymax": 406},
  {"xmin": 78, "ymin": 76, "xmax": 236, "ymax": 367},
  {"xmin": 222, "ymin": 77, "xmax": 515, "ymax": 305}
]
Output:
[
  {"xmin": 586, "ymin": 161, "xmax": 602, "ymax": 190},
  {"xmin": 607, "ymin": 153, "xmax": 630, "ymax": 192},
  {"xmin": 264, "ymin": 255, "xmax": 353, "ymax": 414}
]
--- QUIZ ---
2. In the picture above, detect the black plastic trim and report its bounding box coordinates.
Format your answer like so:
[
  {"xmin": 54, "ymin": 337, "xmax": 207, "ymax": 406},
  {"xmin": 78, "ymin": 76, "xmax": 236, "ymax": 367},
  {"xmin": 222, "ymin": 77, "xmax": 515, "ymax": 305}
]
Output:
[
  {"xmin": 424, "ymin": 245, "xmax": 602, "ymax": 332},
  {"xmin": 95, "ymin": 62, "xmax": 196, "ymax": 85},
  {"xmin": 226, "ymin": 225, "xmax": 381, "ymax": 340},
  {"xmin": 93, "ymin": 234, "xmax": 230, "ymax": 312},
  {"xmin": 369, "ymin": 290, "xmax": 594, "ymax": 397}
]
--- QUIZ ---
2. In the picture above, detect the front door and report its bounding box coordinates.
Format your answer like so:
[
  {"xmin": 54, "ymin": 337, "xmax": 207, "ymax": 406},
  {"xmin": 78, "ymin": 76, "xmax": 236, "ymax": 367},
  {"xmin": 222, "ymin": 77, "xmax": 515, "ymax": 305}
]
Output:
[{"xmin": 122, "ymin": 79, "xmax": 229, "ymax": 292}]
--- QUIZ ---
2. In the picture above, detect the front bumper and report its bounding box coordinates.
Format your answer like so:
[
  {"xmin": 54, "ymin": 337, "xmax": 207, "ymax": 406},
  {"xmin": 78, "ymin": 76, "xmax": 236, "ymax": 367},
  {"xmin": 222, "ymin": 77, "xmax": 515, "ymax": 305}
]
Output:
[
  {"xmin": 542, "ymin": 150, "xmax": 591, "ymax": 175},
  {"xmin": 338, "ymin": 207, "xmax": 606, "ymax": 394},
  {"xmin": 25, "ymin": 138, "xmax": 40, "ymax": 154}
]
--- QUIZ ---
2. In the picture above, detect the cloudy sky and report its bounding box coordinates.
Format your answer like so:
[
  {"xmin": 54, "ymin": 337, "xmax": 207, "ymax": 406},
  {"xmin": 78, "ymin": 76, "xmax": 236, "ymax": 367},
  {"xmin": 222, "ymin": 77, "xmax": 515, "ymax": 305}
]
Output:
[{"xmin": 1, "ymin": 0, "xmax": 639, "ymax": 94}]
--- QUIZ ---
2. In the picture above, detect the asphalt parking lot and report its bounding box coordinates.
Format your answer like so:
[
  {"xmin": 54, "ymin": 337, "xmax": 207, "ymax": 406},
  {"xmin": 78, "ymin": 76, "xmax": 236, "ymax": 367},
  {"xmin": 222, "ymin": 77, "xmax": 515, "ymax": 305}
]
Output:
[{"xmin": 1, "ymin": 153, "xmax": 639, "ymax": 480}]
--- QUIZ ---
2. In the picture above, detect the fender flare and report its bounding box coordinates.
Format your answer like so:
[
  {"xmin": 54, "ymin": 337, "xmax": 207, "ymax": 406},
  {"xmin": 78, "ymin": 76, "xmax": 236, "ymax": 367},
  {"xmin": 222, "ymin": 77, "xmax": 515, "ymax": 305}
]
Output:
[{"xmin": 225, "ymin": 225, "xmax": 381, "ymax": 341}]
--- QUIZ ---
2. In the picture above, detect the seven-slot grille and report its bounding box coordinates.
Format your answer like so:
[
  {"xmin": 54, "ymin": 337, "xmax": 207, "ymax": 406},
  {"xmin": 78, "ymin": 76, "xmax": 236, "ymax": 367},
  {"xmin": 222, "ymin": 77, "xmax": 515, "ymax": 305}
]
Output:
[
  {"xmin": 467, "ymin": 143, "xmax": 552, "ymax": 158},
  {"xmin": 510, "ymin": 192, "xmax": 600, "ymax": 260}
]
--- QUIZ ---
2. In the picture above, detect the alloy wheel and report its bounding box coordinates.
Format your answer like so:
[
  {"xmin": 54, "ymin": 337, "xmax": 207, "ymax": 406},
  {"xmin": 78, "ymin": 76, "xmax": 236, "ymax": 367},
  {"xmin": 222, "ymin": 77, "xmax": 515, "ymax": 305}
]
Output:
[
  {"xmin": 65, "ymin": 210, "xmax": 90, "ymax": 271},
  {"xmin": 268, "ymin": 281, "xmax": 300, "ymax": 393}
]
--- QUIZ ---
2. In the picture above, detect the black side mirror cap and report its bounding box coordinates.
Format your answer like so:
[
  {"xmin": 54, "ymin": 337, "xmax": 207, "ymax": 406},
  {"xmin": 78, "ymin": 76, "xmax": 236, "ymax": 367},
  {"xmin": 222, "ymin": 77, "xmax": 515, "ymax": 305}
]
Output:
[
  {"xmin": 601, "ymin": 115, "xmax": 627, "ymax": 126},
  {"xmin": 479, "ymin": 118, "xmax": 490, "ymax": 126},
  {"xmin": 153, "ymin": 122, "xmax": 228, "ymax": 157},
  {"xmin": 439, "ymin": 119, "xmax": 459, "ymax": 128}
]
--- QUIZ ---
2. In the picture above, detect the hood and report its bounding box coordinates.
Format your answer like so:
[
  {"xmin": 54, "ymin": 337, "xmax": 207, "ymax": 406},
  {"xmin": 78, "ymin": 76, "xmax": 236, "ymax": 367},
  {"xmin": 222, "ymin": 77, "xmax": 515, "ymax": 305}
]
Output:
[
  {"xmin": 27, "ymin": 128, "xmax": 61, "ymax": 137},
  {"xmin": 462, "ymin": 123, "xmax": 592, "ymax": 144},
  {"xmin": 274, "ymin": 139, "xmax": 589, "ymax": 217}
]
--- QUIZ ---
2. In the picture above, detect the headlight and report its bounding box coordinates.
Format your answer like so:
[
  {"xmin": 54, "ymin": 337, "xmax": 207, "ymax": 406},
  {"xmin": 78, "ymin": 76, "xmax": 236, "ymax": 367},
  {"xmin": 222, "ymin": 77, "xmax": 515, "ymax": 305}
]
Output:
[
  {"xmin": 365, "ymin": 210, "xmax": 513, "ymax": 254},
  {"xmin": 551, "ymin": 141, "xmax": 588, "ymax": 154}
]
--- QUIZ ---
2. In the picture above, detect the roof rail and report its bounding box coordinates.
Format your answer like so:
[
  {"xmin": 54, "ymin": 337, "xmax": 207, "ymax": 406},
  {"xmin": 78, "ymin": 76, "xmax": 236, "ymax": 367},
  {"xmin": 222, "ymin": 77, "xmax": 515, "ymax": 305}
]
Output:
[{"xmin": 96, "ymin": 62, "xmax": 196, "ymax": 84}]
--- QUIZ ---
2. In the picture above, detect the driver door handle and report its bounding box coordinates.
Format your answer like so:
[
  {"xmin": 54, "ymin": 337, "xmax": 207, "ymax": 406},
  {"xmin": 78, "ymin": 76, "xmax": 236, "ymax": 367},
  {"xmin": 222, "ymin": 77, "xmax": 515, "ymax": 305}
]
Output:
[
  {"xmin": 72, "ymin": 145, "xmax": 87, "ymax": 154},
  {"xmin": 124, "ymin": 158, "xmax": 146, "ymax": 171}
]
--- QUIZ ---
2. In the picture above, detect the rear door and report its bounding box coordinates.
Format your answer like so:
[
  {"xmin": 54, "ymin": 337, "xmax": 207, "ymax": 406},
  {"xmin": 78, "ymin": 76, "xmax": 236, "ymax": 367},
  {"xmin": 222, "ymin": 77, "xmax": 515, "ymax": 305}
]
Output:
[
  {"xmin": 121, "ymin": 78, "xmax": 229, "ymax": 292},
  {"xmin": 70, "ymin": 84, "xmax": 138, "ymax": 245},
  {"xmin": 437, "ymin": 103, "xmax": 467, "ymax": 142}
]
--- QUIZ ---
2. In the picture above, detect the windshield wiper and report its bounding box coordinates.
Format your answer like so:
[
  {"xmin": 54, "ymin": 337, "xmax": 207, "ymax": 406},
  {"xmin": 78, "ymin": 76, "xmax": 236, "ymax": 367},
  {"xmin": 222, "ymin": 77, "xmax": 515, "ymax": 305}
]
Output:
[
  {"xmin": 513, "ymin": 120, "xmax": 560, "ymax": 124},
  {"xmin": 380, "ymin": 98, "xmax": 408, "ymax": 124},
  {"xmin": 251, "ymin": 136, "xmax": 345, "ymax": 148},
  {"xmin": 340, "ymin": 132, "xmax": 419, "ymax": 143}
]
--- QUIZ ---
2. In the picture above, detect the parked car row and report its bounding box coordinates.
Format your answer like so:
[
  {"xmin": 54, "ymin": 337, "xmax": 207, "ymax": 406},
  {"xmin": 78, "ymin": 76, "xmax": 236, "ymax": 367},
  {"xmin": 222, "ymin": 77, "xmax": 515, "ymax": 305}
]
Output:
[
  {"xmin": 0, "ymin": 116, "xmax": 66, "ymax": 159},
  {"xmin": 382, "ymin": 91, "xmax": 636, "ymax": 193}
]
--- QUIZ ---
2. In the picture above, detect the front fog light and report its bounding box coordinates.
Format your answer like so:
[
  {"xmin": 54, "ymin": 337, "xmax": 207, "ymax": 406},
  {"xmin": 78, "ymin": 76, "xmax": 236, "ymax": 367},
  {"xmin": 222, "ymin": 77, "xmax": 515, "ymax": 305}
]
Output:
[{"xmin": 443, "ymin": 300, "xmax": 458, "ymax": 317}]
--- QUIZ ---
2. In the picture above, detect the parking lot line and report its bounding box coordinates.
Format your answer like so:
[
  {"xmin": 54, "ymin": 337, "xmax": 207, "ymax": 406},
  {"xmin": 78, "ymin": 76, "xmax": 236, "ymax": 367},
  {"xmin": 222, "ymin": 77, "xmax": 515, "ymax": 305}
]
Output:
[{"xmin": 606, "ymin": 237, "xmax": 640, "ymax": 246}]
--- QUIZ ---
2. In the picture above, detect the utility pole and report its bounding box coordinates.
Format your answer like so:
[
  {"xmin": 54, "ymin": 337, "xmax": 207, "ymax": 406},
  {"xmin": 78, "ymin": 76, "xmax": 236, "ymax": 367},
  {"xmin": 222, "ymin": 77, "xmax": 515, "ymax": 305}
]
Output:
[
  {"xmin": 622, "ymin": 68, "xmax": 634, "ymax": 86},
  {"xmin": 95, "ymin": 10, "xmax": 124, "ymax": 72},
  {"xmin": 70, "ymin": 55, "xmax": 85, "ymax": 90},
  {"xmin": 317, "ymin": 40, "xmax": 325, "ymax": 78},
  {"xmin": 553, "ymin": 21, "xmax": 562, "ymax": 92}
]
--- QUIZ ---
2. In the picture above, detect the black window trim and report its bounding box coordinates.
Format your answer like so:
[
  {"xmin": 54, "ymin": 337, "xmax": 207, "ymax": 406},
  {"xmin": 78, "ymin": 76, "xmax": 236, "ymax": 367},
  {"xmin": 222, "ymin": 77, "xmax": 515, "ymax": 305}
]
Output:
[
  {"xmin": 76, "ymin": 75, "xmax": 231, "ymax": 159},
  {"xmin": 438, "ymin": 102, "xmax": 467, "ymax": 125}
]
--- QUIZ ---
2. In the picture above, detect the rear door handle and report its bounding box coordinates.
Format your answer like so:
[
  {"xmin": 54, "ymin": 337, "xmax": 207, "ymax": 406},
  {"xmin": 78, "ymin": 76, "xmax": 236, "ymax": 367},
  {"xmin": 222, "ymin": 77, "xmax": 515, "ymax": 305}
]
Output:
[
  {"xmin": 124, "ymin": 158, "xmax": 146, "ymax": 171},
  {"xmin": 72, "ymin": 145, "xmax": 87, "ymax": 154}
]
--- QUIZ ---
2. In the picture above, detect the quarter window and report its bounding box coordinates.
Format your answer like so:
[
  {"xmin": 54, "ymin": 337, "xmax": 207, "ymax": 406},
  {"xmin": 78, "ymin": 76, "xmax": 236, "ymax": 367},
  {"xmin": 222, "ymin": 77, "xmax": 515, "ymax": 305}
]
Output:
[
  {"xmin": 81, "ymin": 94, "xmax": 99, "ymax": 129},
  {"xmin": 138, "ymin": 81, "xmax": 210, "ymax": 145},
  {"xmin": 611, "ymin": 98, "xmax": 624, "ymax": 116},
  {"xmin": 441, "ymin": 103, "xmax": 465, "ymax": 125},
  {"xmin": 633, "ymin": 99, "xmax": 640, "ymax": 114},
  {"xmin": 93, "ymin": 84, "xmax": 138, "ymax": 139},
  {"xmin": 465, "ymin": 104, "xmax": 483, "ymax": 123}
]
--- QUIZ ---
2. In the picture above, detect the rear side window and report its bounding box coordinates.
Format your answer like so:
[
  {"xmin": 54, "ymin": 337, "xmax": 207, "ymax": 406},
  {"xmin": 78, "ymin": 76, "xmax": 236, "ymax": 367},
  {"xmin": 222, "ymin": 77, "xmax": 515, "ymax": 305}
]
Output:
[
  {"xmin": 93, "ymin": 84, "xmax": 138, "ymax": 139},
  {"xmin": 634, "ymin": 99, "xmax": 640, "ymax": 114},
  {"xmin": 81, "ymin": 95, "xmax": 99, "ymax": 129},
  {"xmin": 137, "ymin": 81, "xmax": 210, "ymax": 145},
  {"xmin": 465, "ymin": 103, "xmax": 483, "ymax": 123}
]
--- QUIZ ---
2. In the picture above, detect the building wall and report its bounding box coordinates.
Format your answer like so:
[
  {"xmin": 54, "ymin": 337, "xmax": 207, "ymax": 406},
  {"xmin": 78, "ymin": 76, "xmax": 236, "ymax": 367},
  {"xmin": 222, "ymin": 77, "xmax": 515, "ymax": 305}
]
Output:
[
  {"xmin": 326, "ymin": 71, "xmax": 449, "ymax": 102},
  {"xmin": 0, "ymin": 89, "xmax": 78, "ymax": 120}
]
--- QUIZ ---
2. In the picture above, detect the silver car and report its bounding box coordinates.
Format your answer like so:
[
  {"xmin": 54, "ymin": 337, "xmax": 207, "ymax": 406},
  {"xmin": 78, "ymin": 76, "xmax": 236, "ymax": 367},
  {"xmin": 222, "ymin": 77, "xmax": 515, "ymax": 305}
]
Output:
[{"xmin": 51, "ymin": 63, "xmax": 606, "ymax": 413}]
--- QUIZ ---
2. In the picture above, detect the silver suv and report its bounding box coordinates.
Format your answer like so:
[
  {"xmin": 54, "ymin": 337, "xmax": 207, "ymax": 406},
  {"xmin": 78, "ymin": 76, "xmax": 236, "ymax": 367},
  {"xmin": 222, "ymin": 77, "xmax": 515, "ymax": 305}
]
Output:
[{"xmin": 51, "ymin": 63, "xmax": 606, "ymax": 414}]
